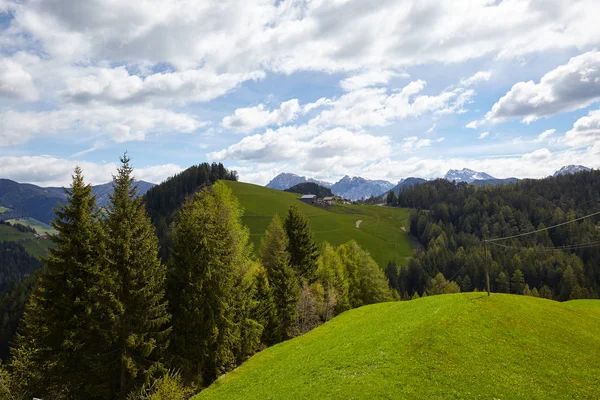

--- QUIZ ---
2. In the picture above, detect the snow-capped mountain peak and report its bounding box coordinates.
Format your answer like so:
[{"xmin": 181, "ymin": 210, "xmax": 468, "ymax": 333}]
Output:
[
  {"xmin": 553, "ymin": 165, "xmax": 591, "ymax": 177},
  {"xmin": 444, "ymin": 168, "xmax": 496, "ymax": 183}
]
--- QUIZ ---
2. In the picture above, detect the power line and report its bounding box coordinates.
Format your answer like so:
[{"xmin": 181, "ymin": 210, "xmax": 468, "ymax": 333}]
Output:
[
  {"xmin": 489, "ymin": 241, "xmax": 600, "ymax": 252},
  {"xmin": 485, "ymin": 210, "xmax": 600, "ymax": 242}
]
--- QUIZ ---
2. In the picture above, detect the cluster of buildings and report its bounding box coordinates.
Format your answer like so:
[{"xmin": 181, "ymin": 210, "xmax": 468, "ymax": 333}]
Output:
[{"xmin": 298, "ymin": 194, "xmax": 351, "ymax": 205}]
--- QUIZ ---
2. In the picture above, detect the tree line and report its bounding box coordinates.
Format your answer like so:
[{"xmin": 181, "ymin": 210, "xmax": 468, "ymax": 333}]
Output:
[
  {"xmin": 385, "ymin": 171, "xmax": 600, "ymax": 300},
  {"xmin": 1, "ymin": 156, "xmax": 392, "ymax": 399}
]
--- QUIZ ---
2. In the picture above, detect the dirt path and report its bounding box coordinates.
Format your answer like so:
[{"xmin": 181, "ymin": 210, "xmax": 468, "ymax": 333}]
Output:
[
  {"xmin": 400, "ymin": 226, "xmax": 406, "ymax": 232},
  {"xmin": 355, "ymin": 220, "xmax": 362, "ymax": 228}
]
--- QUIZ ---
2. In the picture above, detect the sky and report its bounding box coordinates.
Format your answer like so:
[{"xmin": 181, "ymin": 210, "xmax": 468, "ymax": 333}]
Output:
[{"xmin": 1, "ymin": 0, "xmax": 600, "ymax": 187}]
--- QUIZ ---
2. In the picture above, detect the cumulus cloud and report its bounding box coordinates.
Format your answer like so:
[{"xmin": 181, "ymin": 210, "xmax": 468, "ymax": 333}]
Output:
[
  {"xmin": 533, "ymin": 128, "xmax": 556, "ymax": 142},
  {"xmin": 0, "ymin": 155, "xmax": 183, "ymax": 186},
  {"xmin": 0, "ymin": 106, "xmax": 202, "ymax": 146},
  {"xmin": 460, "ymin": 71, "xmax": 492, "ymax": 87},
  {"xmin": 485, "ymin": 51, "xmax": 600, "ymax": 123},
  {"xmin": 221, "ymin": 99, "xmax": 301, "ymax": 133},
  {"xmin": 478, "ymin": 131, "xmax": 490, "ymax": 139},
  {"xmin": 0, "ymin": 58, "xmax": 38, "ymax": 101},
  {"xmin": 339, "ymin": 70, "xmax": 406, "ymax": 91},
  {"xmin": 401, "ymin": 136, "xmax": 445, "ymax": 152},
  {"xmin": 62, "ymin": 66, "xmax": 265, "ymax": 105},
  {"xmin": 522, "ymin": 148, "xmax": 552, "ymax": 161},
  {"xmin": 209, "ymin": 127, "xmax": 390, "ymax": 173},
  {"xmin": 310, "ymin": 80, "xmax": 474, "ymax": 129},
  {"xmin": 564, "ymin": 109, "xmax": 600, "ymax": 147}
]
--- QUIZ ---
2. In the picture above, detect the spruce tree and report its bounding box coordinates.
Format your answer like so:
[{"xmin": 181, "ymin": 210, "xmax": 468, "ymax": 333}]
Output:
[
  {"xmin": 105, "ymin": 155, "xmax": 171, "ymax": 397},
  {"xmin": 260, "ymin": 214, "xmax": 299, "ymax": 342},
  {"xmin": 251, "ymin": 264, "xmax": 277, "ymax": 345},
  {"xmin": 168, "ymin": 181, "xmax": 251, "ymax": 386},
  {"xmin": 511, "ymin": 269, "xmax": 525, "ymax": 295},
  {"xmin": 284, "ymin": 206, "xmax": 319, "ymax": 283},
  {"xmin": 10, "ymin": 167, "xmax": 117, "ymax": 399}
]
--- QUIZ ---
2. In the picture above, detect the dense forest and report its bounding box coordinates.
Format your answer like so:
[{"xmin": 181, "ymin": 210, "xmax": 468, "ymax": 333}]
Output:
[
  {"xmin": 284, "ymin": 182, "xmax": 333, "ymax": 198},
  {"xmin": 144, "ymin": 162, "xmax": 238, "ymax": 260},
  {"xmin": 0, "ymin": 157, "xmax": 392, "ymax": 399},
  {"xmin": 0, "ymin": 241, "xmax": 41, "ymax": 295},
  {"xmin": 385, "ymin": 171, "xmax": 600, "ymax": 300}
]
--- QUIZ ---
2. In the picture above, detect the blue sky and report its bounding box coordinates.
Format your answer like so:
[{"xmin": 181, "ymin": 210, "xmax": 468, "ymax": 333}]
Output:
[{"xmin": 1, "ymin": 0, "xmax": 599, "ymax": 186}]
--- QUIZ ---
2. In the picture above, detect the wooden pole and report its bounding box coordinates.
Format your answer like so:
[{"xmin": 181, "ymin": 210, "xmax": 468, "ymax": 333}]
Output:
[{"xmin": 484, "ymin": 239, "xmax": 490, "ymax": 296}]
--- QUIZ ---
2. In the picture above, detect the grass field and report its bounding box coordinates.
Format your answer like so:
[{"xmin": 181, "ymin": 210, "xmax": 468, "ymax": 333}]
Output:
[
  {"xmin": 0, "ymin": 224, "xmax": 54, "ymax": 259},
  {"xmin": 0, "ymin": 206, "xmax": 10, "ymax": 213},
  {"xmin": 225, "ymin": 181, "xmax": 413, "ymax": 267},
  {"xmin": 7, "ymin": 217, "xmax": 57, "ymax": 235},
  {"xmin": 196, "ymin": 293, "xmax": 600, "ymax": 399}
]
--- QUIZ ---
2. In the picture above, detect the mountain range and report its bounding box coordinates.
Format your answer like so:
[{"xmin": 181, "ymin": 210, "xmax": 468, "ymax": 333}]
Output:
[
  {"xmin": 267, "ymin": 165, "xmax": 592, "ymax": 200},
  {"xmin": 0, "ymin": 179, "xmax": 155, "ymax": 224}
]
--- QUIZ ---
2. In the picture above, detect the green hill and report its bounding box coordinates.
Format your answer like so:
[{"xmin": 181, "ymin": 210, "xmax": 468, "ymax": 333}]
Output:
[
  {"xmin": 196, "ymin": 293, "xmax": 600, "ymax": 399},
  {"xmin": 0, "ymin": 224, "xmax": 53, "ymax": 259},
  {"xmin": 224, "ymin": 181, "xmax": 412, "ymax": 267}
]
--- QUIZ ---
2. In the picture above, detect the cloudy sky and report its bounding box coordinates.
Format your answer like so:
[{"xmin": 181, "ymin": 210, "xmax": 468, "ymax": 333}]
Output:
[{"xmin": 1, "ymin": 0, "xmax": 600, "ymax": 186}]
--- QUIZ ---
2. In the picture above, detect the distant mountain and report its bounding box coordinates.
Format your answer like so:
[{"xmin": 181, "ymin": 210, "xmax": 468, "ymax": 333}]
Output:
[
  {"xmin": 331, "ymin": 176, "xmax": 394, "ymax": 201},
  {"xmin": 553, "ymin": 165, "xmax": 591, "ymax": 177},
  {"xmin": 0, "ymin": 179, "xmax": 154, "ymax": 224},
  {"xmin": 266, "ymin": 173, "xmax": 333, "ymax": 190},
  {"xmin": 444, "ymin": 168, "xmax": 495, "ymax": 183},
  {"xmin": 284, "ymin": 182, "xmax": 333, "ymax": 198},
  {"xmin": 470, "ymin": 177, "xmax": 520, "ymax": 187},
  {"xmin": 386, "ymin": 177, "xmax": 427, "ymax": 196}
]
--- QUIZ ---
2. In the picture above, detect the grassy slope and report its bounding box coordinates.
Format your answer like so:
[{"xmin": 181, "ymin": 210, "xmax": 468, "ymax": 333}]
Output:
[
  {"xmin": 0, "ymin": 224, "xmax": 53, "ymax": 259},
  {"xmin": 197, "ymin": 293, "xmax": 600, "ymax": 399},
  {"xmin": 225, "ymin": 181, "xmax": 412, "ymax": 267},
  {"xmin": 7, "ymin": 217, "xmax": 57, "ymax": 235}
]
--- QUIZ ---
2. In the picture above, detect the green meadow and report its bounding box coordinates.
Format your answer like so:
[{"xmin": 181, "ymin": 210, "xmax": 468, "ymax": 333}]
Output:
[
  {"xmin": 7, "ymin": 217, "xmax": 57, "ymax": 235},
  {"xmin": 197, "ymin": 293, "xmax": 600, "ymax": 399},
  {"xmin": 224, "ymin": 181, "xmax": 413, "ymax": 268},
  {"xmin": 0, "ymin": 223, "xmax": 54, "ymax": 259}
]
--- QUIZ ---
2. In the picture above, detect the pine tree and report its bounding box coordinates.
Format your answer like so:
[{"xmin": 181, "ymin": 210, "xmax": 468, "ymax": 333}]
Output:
[
  {"xmin": 260, "ymin": 214, "xmax": 299, "ymax": 342},
  {"xmin": 284, "ymin": 206, "xmax": 319, "ymax": 283},
  {"xmin": 168, "ymin": 181, "xmax": 251, "ymax": 385},
  {"xmin": 10, "ymin": 167, "xmax": 117, "ymax": 399},
  {"xmin": 105, "ymin": 155, "xmax": 171, "ymax": 397},
  {"xmin": 495, "ymin": 271, "xmax": 510, "ymax": 293},
  {"xmin": 251, "ymin": 264, "xmax": 277, "ymax": 345},
  {"xmin": 511, "ymin": 269, "xmax": 526, "ymax": 295},
  {"xmin": 460, "ymin": 274, "xmax": 473, "ymax": 292}
]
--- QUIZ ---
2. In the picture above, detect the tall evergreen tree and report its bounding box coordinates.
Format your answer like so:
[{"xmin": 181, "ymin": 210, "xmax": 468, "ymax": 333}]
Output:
[
  {"xmin": 105, "ymin": 155, "xmax": 171, "ymax": 397},
  {"xmin": 260, "ymin": 214, "xmax": 299, "ymax": 342},
  {"xmin": 284, "ymin": 206, "xmax": 319, "ymax": 283},
  {"xmin": 10, "ymin": 167, "xmax": 117, "ymax": 399},
  {"xmin": 168, "ymin": 181, "xmax": 251, "ymax": 386},
  {"xmin": 511, "ymin": 269, "xmax": 526, "ymax": 295}
]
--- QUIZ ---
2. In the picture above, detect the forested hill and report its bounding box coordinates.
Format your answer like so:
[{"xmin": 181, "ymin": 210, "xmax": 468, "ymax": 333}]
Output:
[
  {"xmin": 284, "ymin": 182, "xmax": 333, "ymax": 198},
  {"xmin": 143, "ymin": 162, "xmax": 238, "ymax": 260},
  {"xmin": 387, "ymin": 170, "xmax": 600, "ymax": 301}
]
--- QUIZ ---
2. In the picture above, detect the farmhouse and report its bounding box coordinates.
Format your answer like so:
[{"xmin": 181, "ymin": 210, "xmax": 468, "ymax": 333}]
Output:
[
  {"xmin": 323, "ymin": 196, "xmax": 335, "ymax": 205},
  {"xmin": 299, "ymin": 194, "xmax": 317, "ymax": 204}
]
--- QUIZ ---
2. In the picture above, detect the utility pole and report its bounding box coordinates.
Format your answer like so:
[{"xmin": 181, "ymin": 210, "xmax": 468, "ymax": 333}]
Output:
[{"xmin": 483, "ymin": 238, "xmax": 490, "ymax": 296}]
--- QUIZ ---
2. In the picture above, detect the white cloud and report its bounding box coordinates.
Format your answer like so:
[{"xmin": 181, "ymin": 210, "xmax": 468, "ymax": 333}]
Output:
[
  {"xmin": 310, "ymin": 80, "xmax": 474, "ymax": 129},
  {"xmin": 62, "ymin": 66, "xmax": 265, "ymax": 105},
  {"xmin": 0, "ymin": 155, "xmax": 183, "ymax": 186},
  {"xmin": 209, "ymin": 127, "xmax": 391, "ymax": 174},
  {"xmin": 466, "ymin": 120, "xmax": 481, "ymax": 129},
  {"xmin": 0, "ymin": 106, "xmax": 202, "ymax": 146},
  {"xmin": 564, "ymin": 109, "xmax": 600, "ymax": 147},
  {"xmin": 478, "ymin": 131, "xmax": 490, "ymax": 139},
  {"xmin": 339, "ymin": 70, "xmax": 406, "ymax": 91},
  {"xmin": 533, "ymin": 128, "xmax": 556, "ymax": 142},
  {"xmin": 522, "ymin": 148, "xmax": 552, "ymax": 161},
  {"xmin": 9, "ymin": 0, "xmax": 600, "ymax": 74},
  {"xmin": 460, "ymin": 71, "xmax": 492, "ymax": 87},
  {"xmin": 485, "ymin": 51, "xmax": 600, "ymax": 124},
  {"xmin": 0, "ymin": 58, "xmax": 38, "ymax": 101},
  {"xmin": 221, "ymin": 99, "xmax": 301, "ymax": 133},
  {"xmin": 401, "ymin": 136, "xmax": 444, "ymax": 152}
]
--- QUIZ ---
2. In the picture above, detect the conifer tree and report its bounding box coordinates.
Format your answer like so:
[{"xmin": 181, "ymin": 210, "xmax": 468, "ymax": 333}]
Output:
[
  {"xmin": 460, "ymin": 275, "xmax": 473, "ymax": 292},
  {"xmin": 10, "ymin": 167, "xmax": 117, "ymax": 399},
  {"xmin": 260, "ymin": 214, "xmax": 299, "ymax": 342},
  {"xmin": 251, "ymin": 264, "xmax": 277, "ymax": 345},
  {"xmin": 511, "ymin": 269, "xmax": 526, "ymax": 295},
  {"xmin": 168, "ymin": 181, "xmax": 251, "ymax": 386},
  {"xmin": 105, "ymin": 155, "xmax": 171, "ymax": 397},
  {"xmin": 284, "ymin": 206, "xmax": 319, "ymax": 282}
]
